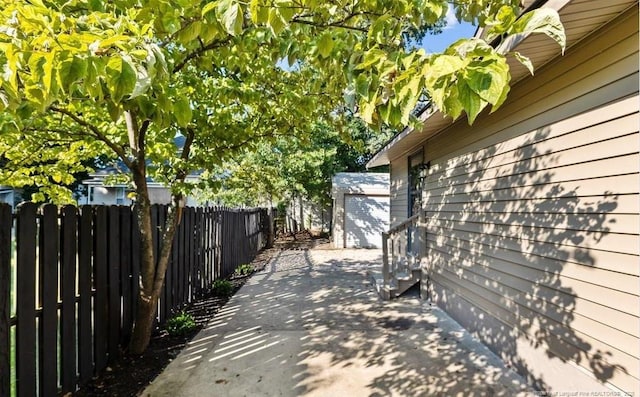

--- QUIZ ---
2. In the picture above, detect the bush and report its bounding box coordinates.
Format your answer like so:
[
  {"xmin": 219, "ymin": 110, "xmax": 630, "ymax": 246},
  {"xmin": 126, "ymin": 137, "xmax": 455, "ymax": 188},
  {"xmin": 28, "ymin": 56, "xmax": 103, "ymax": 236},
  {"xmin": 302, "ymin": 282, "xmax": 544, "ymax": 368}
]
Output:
[
  {"xmin": 165, "ymin": 311, "xmax": 196, "ymax": 337},
  {"xmin": 235, "ymin": 263, "xmax": 254, "ymax": 276},
  {"xmin": 212, "ymin": 279, "xmax": 234, "ymax": 297}
]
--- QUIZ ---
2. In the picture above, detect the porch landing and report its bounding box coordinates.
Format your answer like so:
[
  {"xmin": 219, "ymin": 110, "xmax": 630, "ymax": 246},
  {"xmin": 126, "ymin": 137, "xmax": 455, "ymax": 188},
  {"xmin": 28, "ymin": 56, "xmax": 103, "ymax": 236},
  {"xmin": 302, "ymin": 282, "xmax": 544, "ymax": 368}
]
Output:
[{"xmin": 142, "ymin": 248, "xmax": 533, "ymax": 396}]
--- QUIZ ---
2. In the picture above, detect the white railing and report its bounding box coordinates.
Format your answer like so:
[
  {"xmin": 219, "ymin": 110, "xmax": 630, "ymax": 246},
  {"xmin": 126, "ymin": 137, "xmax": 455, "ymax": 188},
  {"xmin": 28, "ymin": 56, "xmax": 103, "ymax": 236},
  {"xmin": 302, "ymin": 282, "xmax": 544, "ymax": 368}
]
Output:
[{"xmin": 381, "ymin": 212, "xmax": 424, "ymax": 287}]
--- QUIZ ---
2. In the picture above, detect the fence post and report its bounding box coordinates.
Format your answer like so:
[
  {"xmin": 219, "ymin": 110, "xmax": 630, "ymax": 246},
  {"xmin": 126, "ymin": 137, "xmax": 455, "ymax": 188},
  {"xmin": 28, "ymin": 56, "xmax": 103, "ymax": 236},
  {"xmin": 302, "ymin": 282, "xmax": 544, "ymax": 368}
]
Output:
[{"xmin": 0, "ymin": 204, "xmax": 11, "ymax": 397}]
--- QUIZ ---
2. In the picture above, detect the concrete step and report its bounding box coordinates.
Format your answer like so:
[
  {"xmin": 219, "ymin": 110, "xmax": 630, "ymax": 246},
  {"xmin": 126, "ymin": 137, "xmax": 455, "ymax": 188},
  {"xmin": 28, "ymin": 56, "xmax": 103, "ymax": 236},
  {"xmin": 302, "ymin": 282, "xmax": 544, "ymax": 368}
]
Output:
[
  {"xmin": 395, "ymin": 268, "xmax": 420, "ymax": 297},
  {"xmin": 368, "ymin": 268, "xmax": 421, "ymax": 300},
  {"xmin": 367, "ymin": 270, "xmax": 397, "ymax": 300}
]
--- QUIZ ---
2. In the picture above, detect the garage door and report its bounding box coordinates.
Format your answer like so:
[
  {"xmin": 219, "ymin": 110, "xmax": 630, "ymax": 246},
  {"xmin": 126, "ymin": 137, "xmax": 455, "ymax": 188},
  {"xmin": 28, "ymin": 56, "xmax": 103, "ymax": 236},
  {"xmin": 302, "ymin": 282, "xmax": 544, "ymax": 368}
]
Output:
[{"xmin": 344, "ymin": 194, "xmax": 389, "ymax": 248}]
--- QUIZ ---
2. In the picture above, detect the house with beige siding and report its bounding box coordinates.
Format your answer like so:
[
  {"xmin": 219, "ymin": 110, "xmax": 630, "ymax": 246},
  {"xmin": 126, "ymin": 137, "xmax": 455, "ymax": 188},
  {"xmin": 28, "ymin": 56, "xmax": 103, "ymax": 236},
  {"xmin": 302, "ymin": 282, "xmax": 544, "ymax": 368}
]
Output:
[{"xmin": 367, "ymin": 0, "xmax": 638, "ymax": 394}]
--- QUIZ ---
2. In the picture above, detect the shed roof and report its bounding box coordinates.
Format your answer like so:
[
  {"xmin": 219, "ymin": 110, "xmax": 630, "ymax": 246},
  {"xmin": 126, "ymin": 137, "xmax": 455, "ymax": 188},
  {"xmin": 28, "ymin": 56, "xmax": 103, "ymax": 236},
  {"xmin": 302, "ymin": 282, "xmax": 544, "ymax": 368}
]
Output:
[
  {"xmin": 331, "ymin": 172, "xmax": 389, "ymax": 197},
  {"xmin": 367, "ymin": 0, "xmax": 637, "ymax": 168}
]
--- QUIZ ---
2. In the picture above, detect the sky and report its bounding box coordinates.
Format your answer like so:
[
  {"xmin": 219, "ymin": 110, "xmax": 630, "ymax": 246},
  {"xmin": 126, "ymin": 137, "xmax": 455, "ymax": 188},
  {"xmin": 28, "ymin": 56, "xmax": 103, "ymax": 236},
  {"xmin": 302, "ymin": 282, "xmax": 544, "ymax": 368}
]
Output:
[{"xmin": 418, "ymin": 5, "xmax": 477, "ymax": 53}]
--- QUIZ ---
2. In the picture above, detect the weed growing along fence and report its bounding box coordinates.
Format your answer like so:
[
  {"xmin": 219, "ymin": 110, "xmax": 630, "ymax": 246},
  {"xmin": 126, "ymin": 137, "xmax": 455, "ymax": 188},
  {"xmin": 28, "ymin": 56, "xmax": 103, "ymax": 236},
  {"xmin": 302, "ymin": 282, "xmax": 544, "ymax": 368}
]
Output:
[{"xmin": 0, "ymin": 203, "xmax": 269, "ymax": 397}]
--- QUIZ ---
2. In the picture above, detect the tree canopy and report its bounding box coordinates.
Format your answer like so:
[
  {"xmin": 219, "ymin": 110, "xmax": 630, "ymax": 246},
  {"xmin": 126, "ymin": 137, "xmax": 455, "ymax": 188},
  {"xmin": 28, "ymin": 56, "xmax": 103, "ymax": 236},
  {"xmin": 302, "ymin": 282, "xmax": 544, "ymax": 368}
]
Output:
[
  {"xmin": 0, "ymin": 0, "xmax": 565, "ymax": 353},
  {"xmin": 0, "ymin": 0, "xmax": 565, "ymax": 205},
  {"xmin": 204, "ymin": 118, "xmax": 393, "ymax": 208}
]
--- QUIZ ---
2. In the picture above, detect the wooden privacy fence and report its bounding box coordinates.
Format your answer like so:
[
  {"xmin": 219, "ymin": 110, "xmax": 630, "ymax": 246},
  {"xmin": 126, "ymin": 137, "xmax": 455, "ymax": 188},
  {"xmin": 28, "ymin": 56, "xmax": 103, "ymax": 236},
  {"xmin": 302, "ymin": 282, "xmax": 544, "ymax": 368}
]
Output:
[{"xmin": 0, "ymin": 203, "xmax": 269, "ymax": 397}]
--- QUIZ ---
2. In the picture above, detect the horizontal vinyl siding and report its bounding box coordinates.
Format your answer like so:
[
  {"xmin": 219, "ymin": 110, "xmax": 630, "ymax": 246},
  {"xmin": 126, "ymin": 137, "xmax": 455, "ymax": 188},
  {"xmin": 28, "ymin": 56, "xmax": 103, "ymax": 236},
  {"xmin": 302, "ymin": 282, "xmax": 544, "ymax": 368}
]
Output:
[
  {"xmin": 389, "ymin": 157, "xmax": 409, "ymax": 225},
  {"xmin": 423, "ymin": 8, "xmax": 639, "ymax": 394}
]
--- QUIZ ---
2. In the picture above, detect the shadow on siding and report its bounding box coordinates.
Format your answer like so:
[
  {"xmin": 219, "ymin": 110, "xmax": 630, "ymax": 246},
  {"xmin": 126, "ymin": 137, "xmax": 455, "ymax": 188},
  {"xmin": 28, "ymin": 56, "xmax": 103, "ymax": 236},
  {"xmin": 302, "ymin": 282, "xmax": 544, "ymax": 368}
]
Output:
[{"xmin": 426, "ymin": 126, "xmax": 633, "ymax": 391}]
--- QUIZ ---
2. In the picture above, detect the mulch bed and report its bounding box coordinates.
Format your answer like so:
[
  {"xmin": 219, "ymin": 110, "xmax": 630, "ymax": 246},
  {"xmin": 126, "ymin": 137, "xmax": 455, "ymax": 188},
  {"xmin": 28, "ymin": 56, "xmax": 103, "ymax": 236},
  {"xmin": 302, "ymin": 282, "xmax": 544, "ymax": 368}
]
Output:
[{"xmin": 73, "ymin": 235, "xmax": 320, "ymax": 396}]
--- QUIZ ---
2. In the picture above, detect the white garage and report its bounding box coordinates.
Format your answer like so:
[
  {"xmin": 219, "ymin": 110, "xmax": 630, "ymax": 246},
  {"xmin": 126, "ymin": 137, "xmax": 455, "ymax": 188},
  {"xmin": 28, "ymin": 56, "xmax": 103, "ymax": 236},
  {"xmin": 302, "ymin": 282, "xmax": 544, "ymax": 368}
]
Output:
[{"xmin": 332, "ymin": 173, "xmax": 390, "ymax": 248}]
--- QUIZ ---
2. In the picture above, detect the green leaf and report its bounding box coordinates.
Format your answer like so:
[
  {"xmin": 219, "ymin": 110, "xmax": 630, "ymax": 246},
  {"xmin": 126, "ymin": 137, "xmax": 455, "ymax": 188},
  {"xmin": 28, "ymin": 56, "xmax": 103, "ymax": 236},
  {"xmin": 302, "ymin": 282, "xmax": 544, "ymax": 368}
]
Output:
[
  {"xmin": 179, "ymin": 21, "xmax": 202, "ymax": 43},
  {"xmin": 317, "ymin": 33, "xmax": 334, "ymax": 58},
  {"xmin": 88, "ymin": 0, "xmax": 104, "ymax": 11},
  {"xmin": 355, "ymin": 48, "xmax": 386, "ymax": 70},
  {"xmin": 268, "ymin": 9, "xmax": 286, "ymax": 35},
  {"xmin": 98, "ymin": 35, "xmax": 131, "ymax": 50},
  {"xmin": 458, "ymin": 82, "xmax": 485, "ymax": 124},
  {"xmin": 85, "ymin": 57, "xmax": 104, "ymax": 99},
  {"xmin": 249, "ymin": 0, "xmax": 268, "ymax": 24},
  {"xmin": 105, "ymin": 56, "xmax": 137, "ymax": 102},
  {"xmin": 58, "ymin": 55, "xmax": 87, "ymax": 92},
  {"xmin": 514, "ymin": 51, "xmax": 534, "ymax": 75},
  {"xmin": 397, "ymin": 73, "xmax": 422, "ymax": 108},
  {"xmin": 423, "ymin": 54, "xmax": 465, "ymax": 85},
  {"xmin": 513, "ymin": 8, "xmax": 566, "ymax": 53},
  {"xmin": 202, "ymin": 1, "xmax": 219, "ymax": 17},
  {"xmin": 359, "ymin": 91, "xmax": 378, "ymax": 124},
  {"xmin": 368, "ymin": 14, "xmax": 390, "ymax": 45},
  {"xmin": 355, "ymin": 74, "xmax": 369, "ymax": 98},
  {"xmin": 485, "ymin": 5, "xmax": 517, "ymax": 41},
  {"xmin": 442, "ymin": 83, "xmax": 463, "ymax": 120},
  {"xmin": 174, "ymin": 97, "xmax": 192, "ymax": 127},
  {"xmin": 217, "ymin": 0, "xmax": 244, "ymax": 36},
  {"xmin": 136, "ymin": 96, "xmax": 156, "ymax": 118},
  {"xmin": 490, "ymin": 82, "xmax": 510, "ymax": 113},
  {"xmin": 106, "ymin": 100, "xmax": 123, "ymax": 122},
  {"xmin": 42, "ymin": 51, "xmax": 56, "ymax": 96},
  {"xmin": 465, "ymin": 59, "xmax": 508, "ymax": 105}
]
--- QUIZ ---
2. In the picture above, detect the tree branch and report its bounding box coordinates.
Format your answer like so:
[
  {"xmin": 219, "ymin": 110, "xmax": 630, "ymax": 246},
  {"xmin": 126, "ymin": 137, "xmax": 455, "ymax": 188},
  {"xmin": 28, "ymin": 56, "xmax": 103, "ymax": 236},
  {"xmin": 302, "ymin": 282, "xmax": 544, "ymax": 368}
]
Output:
[
  {"xmin": 172, "ymin": 127, "xmax": 196, "ymax": 185},
  {"xmin": 291, "ymin": 17, "xmax": 369, "ymax": 33},
  {"xmin": 173, "ymin": 37, "xmax": 233, "ymax": 74},
  {"xmin": 49, "ymin": 106, "xmax": 133, "ymax": 169}
]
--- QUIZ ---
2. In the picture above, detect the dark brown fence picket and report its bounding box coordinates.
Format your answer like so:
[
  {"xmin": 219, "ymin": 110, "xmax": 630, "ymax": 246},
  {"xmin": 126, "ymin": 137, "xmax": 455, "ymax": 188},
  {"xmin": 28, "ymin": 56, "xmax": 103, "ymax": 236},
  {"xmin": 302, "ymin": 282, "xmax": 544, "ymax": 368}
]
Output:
[
  {"xmin": 39, "ymin": 205, "xmax": 58, "ymax": 396},
  {"xmin": 94, "ymin": 206, "xmax": 109, "ymax": 373},
  {"xmin": 78, "ymin": 206, "xmax": 93, "ymax": 383},
  {"xmin": 0, "ymin": 204, "xmax": 11, "ymax": 397},
  {"xmin": 61, "ymin": 205, "xmax": 78, "ymax": 394},
  {"xmin": 120, "ymin": 206, "xmax": 133, "ymax": 346},
  {"xmin": 16, "ymin": 202, "xmax": 37, "ymax": 397},
  {"xmin": 107, "ymin": 206, "xmax": 121, "ymax": 363},
  {"xmin": 1, "ymin": 203, "xmax": 269, "ymax": 396}
]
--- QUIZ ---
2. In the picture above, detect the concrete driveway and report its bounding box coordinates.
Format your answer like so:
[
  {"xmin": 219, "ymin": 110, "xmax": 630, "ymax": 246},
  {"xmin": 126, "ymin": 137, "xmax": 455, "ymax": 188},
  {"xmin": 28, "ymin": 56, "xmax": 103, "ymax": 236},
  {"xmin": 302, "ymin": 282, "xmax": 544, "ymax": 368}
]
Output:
[{"xmin": 142, "ymin": 248, "xmax": 533, "ymax": 397}]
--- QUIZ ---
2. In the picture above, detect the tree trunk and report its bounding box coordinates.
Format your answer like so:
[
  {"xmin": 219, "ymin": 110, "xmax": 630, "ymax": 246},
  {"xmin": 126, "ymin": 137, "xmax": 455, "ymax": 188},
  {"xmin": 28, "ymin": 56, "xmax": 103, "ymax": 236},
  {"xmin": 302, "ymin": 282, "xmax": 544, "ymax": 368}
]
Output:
[
  {"xmin": 127, "ymin": 167, "xmax": 183, "ymax": 354},
  {"xmin": 298, "ymin": 195, "xmax": 304, "ymax": 230},
  {"xmin": 127, "ymin": 165, "xmax": 156, "ymax": 354}
]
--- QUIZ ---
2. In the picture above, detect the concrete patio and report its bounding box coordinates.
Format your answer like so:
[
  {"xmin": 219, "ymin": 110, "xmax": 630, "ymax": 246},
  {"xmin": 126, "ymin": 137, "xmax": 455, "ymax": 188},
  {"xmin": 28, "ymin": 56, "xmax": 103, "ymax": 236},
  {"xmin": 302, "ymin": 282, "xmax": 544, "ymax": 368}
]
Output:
[{"xmin": 142, "ymin": 248, "xmax": 534, "ymax": 396}]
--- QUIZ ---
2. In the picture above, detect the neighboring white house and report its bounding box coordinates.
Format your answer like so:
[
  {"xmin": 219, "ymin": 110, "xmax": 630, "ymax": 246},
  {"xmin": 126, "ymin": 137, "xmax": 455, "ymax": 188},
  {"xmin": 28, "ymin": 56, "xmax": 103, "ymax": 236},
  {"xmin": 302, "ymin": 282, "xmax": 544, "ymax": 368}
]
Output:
[
  {"xmin": 367, "ymin": 0, "xmax": 638, "ymax": 394},
  {"xmin": 81, "ymin": 167, "xmax": 200, "ymax": 206},
  {"xmin": 331, "ymin": 172, "xmax": 389, "ymax": 248}
]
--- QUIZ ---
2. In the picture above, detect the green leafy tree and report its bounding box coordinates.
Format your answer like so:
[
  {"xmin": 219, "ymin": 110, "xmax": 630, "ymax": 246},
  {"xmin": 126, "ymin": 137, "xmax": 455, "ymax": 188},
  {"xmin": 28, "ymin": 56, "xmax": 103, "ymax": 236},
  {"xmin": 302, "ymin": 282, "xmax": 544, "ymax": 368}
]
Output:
[
  {"xmin": 0, "ymin": 0, "xmax": 564, "ymax": 354},
  {"xmin": 204, "ymin": 118, "xmax": 393, "ymax": 211}
]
